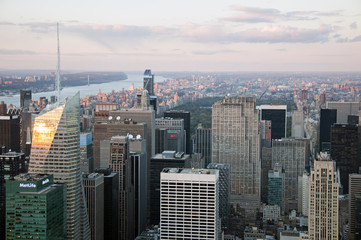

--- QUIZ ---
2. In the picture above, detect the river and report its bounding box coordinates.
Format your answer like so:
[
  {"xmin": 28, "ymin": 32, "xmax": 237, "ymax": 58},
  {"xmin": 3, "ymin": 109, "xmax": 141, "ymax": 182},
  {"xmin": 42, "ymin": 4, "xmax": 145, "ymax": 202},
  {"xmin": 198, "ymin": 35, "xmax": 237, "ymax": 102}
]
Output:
[{"xmin": 0, "ymin": 72, "xmax": 167, "ymax": 107}]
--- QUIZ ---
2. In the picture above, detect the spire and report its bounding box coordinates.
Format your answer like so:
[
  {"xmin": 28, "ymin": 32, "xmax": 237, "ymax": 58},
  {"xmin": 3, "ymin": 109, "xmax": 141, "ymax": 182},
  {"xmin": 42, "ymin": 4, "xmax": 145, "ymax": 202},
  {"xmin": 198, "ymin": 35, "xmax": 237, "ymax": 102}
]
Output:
[{"xmin": 56, "ymin": 22, "xmax": 61, "ymax": 105}]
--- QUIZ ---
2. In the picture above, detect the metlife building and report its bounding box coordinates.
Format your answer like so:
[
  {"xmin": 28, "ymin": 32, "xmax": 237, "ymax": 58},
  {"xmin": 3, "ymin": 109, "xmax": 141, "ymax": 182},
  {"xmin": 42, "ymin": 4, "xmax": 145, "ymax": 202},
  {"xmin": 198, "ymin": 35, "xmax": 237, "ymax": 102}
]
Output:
[{"xmin": 5, "ymin": 173, "xmax": 66, "ymax": 239}]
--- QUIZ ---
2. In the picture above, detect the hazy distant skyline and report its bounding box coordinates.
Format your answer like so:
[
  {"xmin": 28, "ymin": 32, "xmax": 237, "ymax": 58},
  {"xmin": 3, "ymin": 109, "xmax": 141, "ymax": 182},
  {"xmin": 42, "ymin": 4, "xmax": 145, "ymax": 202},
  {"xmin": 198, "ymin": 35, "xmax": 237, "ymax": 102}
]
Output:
[{"xmin": 1, "ymin": 0, "xmax": 360, "ymax": 71}]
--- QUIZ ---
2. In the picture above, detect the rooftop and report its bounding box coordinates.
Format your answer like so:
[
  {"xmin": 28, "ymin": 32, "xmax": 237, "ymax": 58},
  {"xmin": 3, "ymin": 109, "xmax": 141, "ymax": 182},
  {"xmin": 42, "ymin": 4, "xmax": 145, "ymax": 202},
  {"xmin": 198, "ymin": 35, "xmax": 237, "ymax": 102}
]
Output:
[
  {"xmin": 162, "ymin": 168, "xmax": 218, "ymax": 175},
  {"xmin": 14, "ymin": 173, "xmax": 50, "ymax": 181}
]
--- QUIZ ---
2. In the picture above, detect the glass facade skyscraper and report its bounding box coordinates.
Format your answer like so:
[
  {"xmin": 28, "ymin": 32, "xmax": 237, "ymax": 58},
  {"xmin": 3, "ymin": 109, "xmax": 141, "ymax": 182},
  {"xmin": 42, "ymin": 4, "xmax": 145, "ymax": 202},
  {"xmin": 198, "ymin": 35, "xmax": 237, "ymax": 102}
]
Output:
[
  {"xmin": 28, "ymin": 92, "xmax": 90, "ymax": 240},
  {"xmin": 6, "ymin": 174, "xmax": 66, "ymax": 240}
]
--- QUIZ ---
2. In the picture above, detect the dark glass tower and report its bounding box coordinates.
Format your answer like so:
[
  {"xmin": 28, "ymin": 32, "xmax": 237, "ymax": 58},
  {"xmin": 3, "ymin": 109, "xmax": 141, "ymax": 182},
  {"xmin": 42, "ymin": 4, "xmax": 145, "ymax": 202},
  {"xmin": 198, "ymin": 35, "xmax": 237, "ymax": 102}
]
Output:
[
  {"xmin": 0, "ymin": 115, "xmax": 20, "ymax": 153},
  {"xmin": 20, "ymin": 89, "xmax": 32, "ymax": 109},
  {"xmin": 259, "ymin": 105, "xmax": 287, "ymax": 140},
  {"xmin": 143, "ymin": 69, "xmax": 154, "ymax": 95},
  {"xmin": 164, "ymin": 110, "xmax": 191, "ymax": 154},
  {"xmin": 95, "ymin": 168, "xmax": 119, "ymax": 240},
  {"xmin": 319, "ymin": 109, "xmax": 337, "ymax": 152},
  {"xmin": 331, "ymin": 124, "xmax": 361, "ymax": 193}
]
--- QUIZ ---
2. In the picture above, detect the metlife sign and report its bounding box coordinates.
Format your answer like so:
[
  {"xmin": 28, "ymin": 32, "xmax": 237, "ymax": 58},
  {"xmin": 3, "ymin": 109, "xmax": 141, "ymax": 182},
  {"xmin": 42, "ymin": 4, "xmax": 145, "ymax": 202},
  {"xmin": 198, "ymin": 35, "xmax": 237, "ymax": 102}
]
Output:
[
  {"xmin": 19, "ymin": 183, "xmax": 36, "ymax": 188},
  {"xmin": 42, "ymin": 178, "xmax": 49, "ymax": 185}
]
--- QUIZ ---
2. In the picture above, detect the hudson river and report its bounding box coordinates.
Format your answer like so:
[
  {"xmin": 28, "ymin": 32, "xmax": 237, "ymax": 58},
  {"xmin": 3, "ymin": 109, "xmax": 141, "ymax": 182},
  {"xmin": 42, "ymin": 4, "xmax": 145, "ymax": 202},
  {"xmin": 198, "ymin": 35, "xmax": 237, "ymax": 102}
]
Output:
[{"xmin": 1, "ymin": 72, "xmax": 167, "ymax": 107}]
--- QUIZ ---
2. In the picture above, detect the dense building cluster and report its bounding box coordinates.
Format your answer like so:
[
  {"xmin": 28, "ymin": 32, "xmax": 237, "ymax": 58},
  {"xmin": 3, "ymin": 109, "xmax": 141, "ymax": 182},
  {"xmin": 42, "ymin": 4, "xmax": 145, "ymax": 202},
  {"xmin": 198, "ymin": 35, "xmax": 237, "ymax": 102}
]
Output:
[{"xmin": 0, "ymin": 69, "xmax": 361, "ymax": 240}]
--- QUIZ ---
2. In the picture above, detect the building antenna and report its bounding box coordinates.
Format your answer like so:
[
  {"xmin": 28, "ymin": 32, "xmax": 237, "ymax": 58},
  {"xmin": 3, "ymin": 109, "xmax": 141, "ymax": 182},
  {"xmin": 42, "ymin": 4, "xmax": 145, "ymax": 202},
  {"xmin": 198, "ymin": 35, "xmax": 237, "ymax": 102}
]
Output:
[{"xmin": 56, "ymin": 22, "xmax": 61, "ymax": 105}]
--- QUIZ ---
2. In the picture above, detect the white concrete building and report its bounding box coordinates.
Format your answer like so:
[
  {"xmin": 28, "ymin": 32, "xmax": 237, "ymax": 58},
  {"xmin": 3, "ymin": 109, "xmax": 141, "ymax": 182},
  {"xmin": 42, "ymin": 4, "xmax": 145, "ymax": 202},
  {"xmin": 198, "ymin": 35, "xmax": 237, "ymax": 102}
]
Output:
[
  {"xmin": 160, "ymin": 168, "xmax": 220, "ymax": 239},
  {"xmin": 298, "ymin": 171, "xmax": 309, "ymax": 216}
]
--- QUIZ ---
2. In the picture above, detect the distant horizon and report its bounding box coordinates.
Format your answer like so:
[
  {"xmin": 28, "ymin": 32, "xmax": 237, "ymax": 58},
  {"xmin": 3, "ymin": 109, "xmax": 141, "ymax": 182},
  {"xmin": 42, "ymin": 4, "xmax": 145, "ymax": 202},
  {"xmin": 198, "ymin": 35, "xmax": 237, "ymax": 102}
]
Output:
[{"xmin": 1, "ymin": 68, "xmax": 361, "ymax": 74}]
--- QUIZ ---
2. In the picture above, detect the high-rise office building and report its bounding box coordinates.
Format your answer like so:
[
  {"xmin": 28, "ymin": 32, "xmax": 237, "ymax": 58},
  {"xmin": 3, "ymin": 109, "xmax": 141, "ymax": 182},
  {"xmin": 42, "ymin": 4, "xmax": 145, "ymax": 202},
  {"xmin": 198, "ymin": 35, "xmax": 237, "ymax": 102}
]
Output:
[
  {"xmin": 258, "ymin": 105, "xmax": 287, "ymax": 140},
  {"xmin": 326, "ymin": 101, "xmax": 359, "ymax": 124},
  {"xmin": 164, "ymin": 110, "xmax": 191, "ymax": 155},
  {"xmin": 6, "ymin": 174, "xmax": 66, "ymax": 240},
  {"xmin": 20, "ymin": 89, "xmax": 32, "ymax": 109},
  {"xmin": 0, "ymin": 114, "xmax": 20, "ymax": 153},
  {"xmin": 298, "ymin": 170, "xmax": 309, "ymax": 216},
  {"xmin": 308, "ymin": 153, "xmax": 339, "ymax": 240},
  {"xmin": 330, "ymin": 124, "xmax": 361, "ymax": 193},
  {"xmin": 129, "ymin": 138, "xmax": 148, "ymax": 236},
  {"xmin": 80, "ymin": 132, "xmax": 94, "ymax": 173},
  {"xmin": 149, "ymin": 151, "xmax": 189, "ymax": 225},
  {"xmin": 260, "ymin": 120, "xmax": 272, "ymax": 148},
  {"xmin": 160, "ymin": 168, "xmax": 220, "ymax": 239},
  {"xmin": 93, "ymin": 118, "xmax": 146, "ymax": 170},
  {"xmin": 212, "ymin": 96, "xmax": 261, "ymax": 213},
  {"xmin": 0, "ymin": 151, "xmax": 26, "ymax": 239},
  {"xmin": 267, "ymin": 164, "xmax": 283, "ymax": 207},
  {"xmin": 349, "ymin": 172, "xmax": 361, "ymax": 239},
  {"xmin": 261, "ymin": 147, "xmax": 272, "ymax": 204},
  {"xmin": 319, "ymin": 109, "xmax": 337, "ymax": 152},
  {"xmin": 28, "ymin": 92, "xmax": 91, "ymax": 240},
  {"xmin": 109, "ymin": 136, "xmax": 134, "ymax": 240},
  {"xmin": 155, "ymin": 117, "xmax": 185, "ymax": 154},
  {"xmin": 195, "ymin": 125, "xmax": 212, "ymax": 167},
  {"xmin": 95, "ymin": 168, "xmax": 119, "ymax": 240},
  {"xmin": 143, "ymin": 69, "xmax": 154, "ymax": 96},
  {"xmin": 207, "ymin": 163, "xmax": 230, "ymax": 229},
  {"xmin": 292, "ymin": 110, "xmax": 304, "ymax": 138},
  {"xmin": 272, "ymin": 138, "xmax": 309, "ymax": 212},
  {"xmin": 83, "ymin": 173, "xmax": 104, "ymax": 240}
]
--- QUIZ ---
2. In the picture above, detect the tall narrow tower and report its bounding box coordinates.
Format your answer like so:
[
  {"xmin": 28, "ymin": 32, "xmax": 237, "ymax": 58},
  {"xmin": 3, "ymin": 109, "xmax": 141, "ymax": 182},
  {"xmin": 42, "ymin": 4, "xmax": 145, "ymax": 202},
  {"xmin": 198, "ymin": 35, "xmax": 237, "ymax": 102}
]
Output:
[
  {"xmin": 308, "ymin": 153, "xmax": 339, "ymax": 240},
  {"xmin": 212, "ymin": 96, "xmax": 261, "ymax": 214},
  {"xmin": 28, "ymin": 92, "xmax": 91, "ymax": 240},
  {"xmin": 56, "ymin": 22, "xmax": 61, "ymax": 104}
]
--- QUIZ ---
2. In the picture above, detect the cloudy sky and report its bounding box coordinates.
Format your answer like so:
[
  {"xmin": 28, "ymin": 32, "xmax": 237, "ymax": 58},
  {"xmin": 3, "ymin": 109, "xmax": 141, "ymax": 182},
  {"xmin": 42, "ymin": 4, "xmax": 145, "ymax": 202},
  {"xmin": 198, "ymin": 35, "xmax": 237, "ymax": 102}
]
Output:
[{"xmin": 0, "ymin": 0, "xmax": 360, "ymax": 71}]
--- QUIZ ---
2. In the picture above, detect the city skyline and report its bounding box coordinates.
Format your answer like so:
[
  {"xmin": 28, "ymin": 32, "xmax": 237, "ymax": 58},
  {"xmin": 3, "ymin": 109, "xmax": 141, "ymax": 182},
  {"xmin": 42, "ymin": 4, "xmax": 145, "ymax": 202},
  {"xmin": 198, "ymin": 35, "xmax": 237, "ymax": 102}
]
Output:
[{"xmin": 0, "ymin": 0, "xmax": 361, "ymax": 71}]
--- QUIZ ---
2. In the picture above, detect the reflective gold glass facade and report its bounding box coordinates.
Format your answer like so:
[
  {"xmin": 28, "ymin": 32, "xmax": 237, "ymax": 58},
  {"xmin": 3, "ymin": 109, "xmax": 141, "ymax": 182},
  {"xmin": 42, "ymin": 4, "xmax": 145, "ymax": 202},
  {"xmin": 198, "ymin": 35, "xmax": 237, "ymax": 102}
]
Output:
[{"xmin": 29, "ymin": 92, "xmax": 91, "ymax": 240}]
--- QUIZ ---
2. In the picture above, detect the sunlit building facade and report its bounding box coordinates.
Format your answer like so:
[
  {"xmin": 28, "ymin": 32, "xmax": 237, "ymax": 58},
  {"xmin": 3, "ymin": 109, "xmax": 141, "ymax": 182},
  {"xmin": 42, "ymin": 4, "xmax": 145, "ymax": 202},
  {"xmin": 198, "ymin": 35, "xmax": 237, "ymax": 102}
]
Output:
[
  {"xmin": 212, "ymin": 96, "xmax": 261, "ymax": 213},
  {"xmin": 28, "ymin": 92, "xmax": 91, "ymax": 240},
  {"xmin": 308, "ymin": 153, "xmax": 339, "ymax": 240}
]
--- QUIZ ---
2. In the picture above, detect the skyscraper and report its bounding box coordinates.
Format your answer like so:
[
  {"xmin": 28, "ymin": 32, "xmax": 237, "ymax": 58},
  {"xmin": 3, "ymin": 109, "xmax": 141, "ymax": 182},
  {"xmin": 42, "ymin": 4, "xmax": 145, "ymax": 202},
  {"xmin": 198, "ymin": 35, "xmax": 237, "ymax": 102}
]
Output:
[
  {"xmin": 326, "ymin": 101, "xmax": 359, "ymax": 124},
  {"xmin": 267, "ymin": 165, "xmax": 283, "ymax": 207},
  {"xmin": 258, "ymin": 105, "xmax": 287, "ymax": 140},
  {"xmin": 83, "ymin": 173, "xmax": 104, "ymax": 240},
  {"xmin": 155, "ymin": 117, "xmax": 185, "ymax": 154},
  {"xmin": 207, "ymin": 163, "xmax": 230, "ymax": 229},
  {"xmin": 149, "ymin": 151, "xmax": 189, "ymax": 225},
  {"xmin": 109, "ymin": 135, "xmax": 134, "ymax": 240},
  {"xmin": 6, "ymin": 174, "xmax": 66, "ymax": 240},
  {"xmin": 0, "ymin": 151, "xmax": 26, "ymax": 239},
  {"xmin": 28, "ymin": 92, "xmax": 91, "ymax": 240},
  {"xmin": 20, "ymin": 89, "xmax": 32, "ymax": 110},
  {"xmin": 349, "ymin": 172, "xmax": 361, "ymax": 239},
  {"xmin": 160, "ymin": 168, "xmax": 220, "ymax": 239},
  {"xmin": 298, "ymin": 170, "xmax": 309, "ymax": 216},
  {"xmin": 330, "ymin": 124, "xmax": 361, "ymax": 193},
  {"xmin": 164, "ymin": 110, "xmax": 191, "ymax": 155},
  {"xmin": 308, "ymin": 153, "xmax": 339, "ymax": 240},
  {"xmin": 93, "ymin": 117, "xmax": 146, "ymax": 170},
  {"xmin": 0, "ymin": 114, "xmax": 20, "ymax": 153},
  {"xmin": 292, "ymin": 110, "xmax": 304, "ymax": 138},
  {"xmin": 272, "ymin": 138, "xmax": 310, "ymax": 212},
  {"xmin": 212, "ymin": 96, "xmax": 261, "ymax": 213},
  {"xmin": 319, "ymin": 108, "xmax": 337, "ymax": 152},
  {"xmin": 143, "ymin": 69, "xmax": 154, "ymax": 95},
  {"xmin": 95, "ymin": 168, "xmax": 119, "ymax": 240},
  {"xmin": 195, "ymin": 125, "xmax": 212, "ymax": 167}
]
